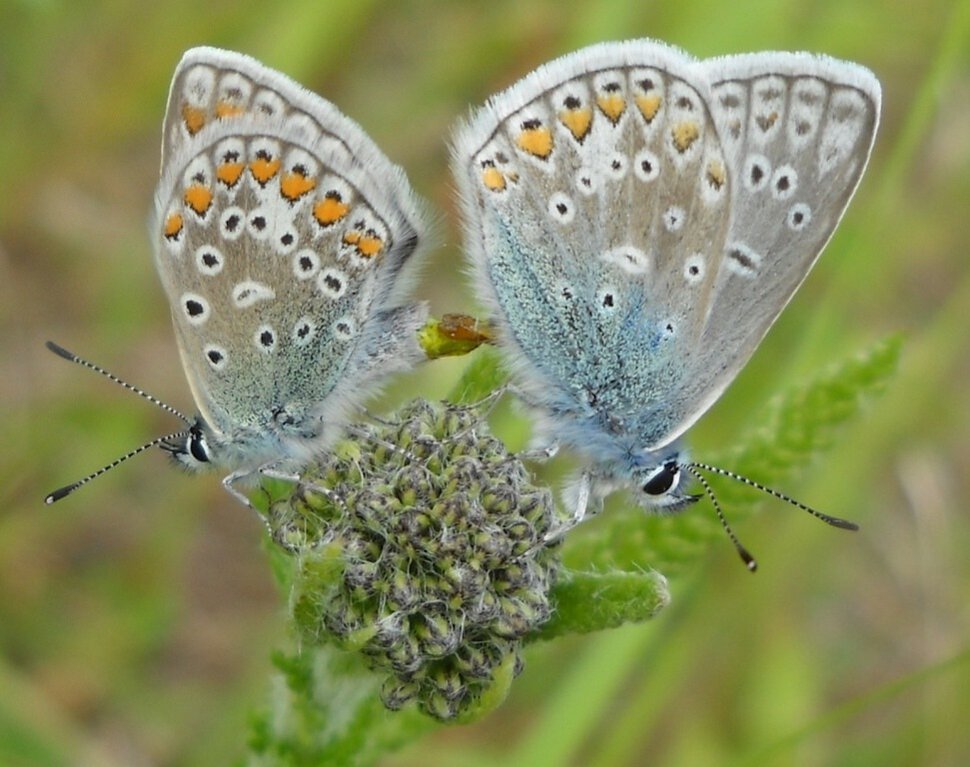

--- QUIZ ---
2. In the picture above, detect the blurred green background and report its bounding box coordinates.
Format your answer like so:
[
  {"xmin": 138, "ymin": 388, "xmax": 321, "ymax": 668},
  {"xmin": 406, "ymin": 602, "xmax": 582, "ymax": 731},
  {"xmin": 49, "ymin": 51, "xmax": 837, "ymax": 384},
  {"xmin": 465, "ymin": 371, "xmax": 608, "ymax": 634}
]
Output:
[{"xmin": 2, "ymin": 0, "xmax": 969, "ymax": 764}]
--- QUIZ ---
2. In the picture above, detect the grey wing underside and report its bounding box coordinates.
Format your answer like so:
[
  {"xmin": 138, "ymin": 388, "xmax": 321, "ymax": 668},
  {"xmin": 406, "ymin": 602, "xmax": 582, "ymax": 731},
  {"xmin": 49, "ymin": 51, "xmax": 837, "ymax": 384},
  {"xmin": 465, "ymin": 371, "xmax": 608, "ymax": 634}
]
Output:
[
  {"xmin": 685, "ymin": 52, "xmax": 881, "ymax": 436},
  {"xmin": 454, "ymin": 41, "xmax": 879, "ymax": 451},
  {"xmin": 152, "ymin": 49, "xmax": 428, "ymax": 441},
  {"xmin": 455, "ymin": 41, "xmax": 731, "ymax": 450},
  {"xmin": 159, "ymin": 47, "xmax": 426, "ymax": 307}
]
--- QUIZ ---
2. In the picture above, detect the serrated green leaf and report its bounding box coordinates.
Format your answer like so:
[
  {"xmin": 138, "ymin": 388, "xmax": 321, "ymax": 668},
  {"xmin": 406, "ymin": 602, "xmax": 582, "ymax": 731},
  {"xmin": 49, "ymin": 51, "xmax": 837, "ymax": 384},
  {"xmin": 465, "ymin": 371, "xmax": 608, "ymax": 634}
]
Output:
[{"xmin": 535, "ymin": 569, "xmax": 671, "ymax": 639}]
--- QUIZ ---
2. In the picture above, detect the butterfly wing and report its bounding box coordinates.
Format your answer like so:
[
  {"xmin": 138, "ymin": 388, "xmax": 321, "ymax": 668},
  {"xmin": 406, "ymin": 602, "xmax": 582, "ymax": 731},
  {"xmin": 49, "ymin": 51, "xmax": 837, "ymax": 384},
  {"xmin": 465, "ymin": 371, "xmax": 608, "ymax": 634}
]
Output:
[
  {"xmin": 455, "ymin": 40, "xmax": 879, "ymax": 459},
  {"xmin": 152, "ymin": 48, "xmax": 428, "ymax": 455},
  {"xmin": 453, "ymin": 41, "xmax": 735, "ymax": 456},
  {"xmin": 666, "ymin": 52, "xmax": 882, "ymax": 442}
]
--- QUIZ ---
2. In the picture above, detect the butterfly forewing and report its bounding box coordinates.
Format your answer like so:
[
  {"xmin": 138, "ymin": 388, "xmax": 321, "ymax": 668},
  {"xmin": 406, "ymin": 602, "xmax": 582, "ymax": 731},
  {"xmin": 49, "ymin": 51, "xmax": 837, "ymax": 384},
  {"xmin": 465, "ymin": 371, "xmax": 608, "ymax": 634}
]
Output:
[
  {"xmin": 664, "ymin": 54, "xmax": 881, "ymax": 443},
  {"xmin": 152, "ymin": 49, "xmax": 427, "ymax": 451}
]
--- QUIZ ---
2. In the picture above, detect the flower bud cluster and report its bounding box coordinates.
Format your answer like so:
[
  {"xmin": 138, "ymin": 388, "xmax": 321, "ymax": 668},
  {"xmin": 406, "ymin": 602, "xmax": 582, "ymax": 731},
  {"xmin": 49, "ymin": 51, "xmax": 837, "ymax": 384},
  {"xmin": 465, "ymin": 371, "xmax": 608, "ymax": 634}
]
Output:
[{"xmin": 266, "ymin": 399, "xmax": 560, "ymax": 720}]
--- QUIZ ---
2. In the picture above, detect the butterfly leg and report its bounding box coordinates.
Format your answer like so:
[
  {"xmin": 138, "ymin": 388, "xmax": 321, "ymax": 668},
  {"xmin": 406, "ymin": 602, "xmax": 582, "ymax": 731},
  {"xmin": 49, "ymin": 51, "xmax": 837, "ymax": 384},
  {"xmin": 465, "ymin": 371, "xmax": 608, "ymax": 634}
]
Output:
[
  {"xmin": 359, "ymin": 406, "xmax": 395, "ymax": 426},
  {"xmin": 518, "ymin": 441, "xmax": 560, "ymax": 461},
  {"xmin": 543, "ymin": 471, "xmax": 592, "ymax": 542},
  {"xmin": 472, "ymin": 384, "xmax": 510, "ymax": 414},
  {"xmin": 259, "ymin": 465, "xmax": 345, "ymax": 507},
  {"xmin": 220, "ymin": 469, "xmax": 280, "ymax": 539},
  {"xmin": 221, "ymin": 463, "xmax": 330, "ymax": 514},
  {"xmin": 348, "ymin": 423, "xmax": 420, "ymax": 465},
  {"xmin": 436, "ymin": 388, "xmax": 509, "ymax": 447},
  {"xmin": 222, "ymin": 468, "xmax": 260, "ymax": 509}
]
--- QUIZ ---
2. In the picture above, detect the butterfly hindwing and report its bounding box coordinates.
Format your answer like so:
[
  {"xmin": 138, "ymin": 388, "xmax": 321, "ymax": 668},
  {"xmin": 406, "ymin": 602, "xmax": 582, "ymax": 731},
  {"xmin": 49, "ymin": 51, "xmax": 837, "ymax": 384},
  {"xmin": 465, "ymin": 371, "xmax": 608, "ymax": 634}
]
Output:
[{"xmin": 455, "ymin": 41, "xmax": 735, "ymax": 452}]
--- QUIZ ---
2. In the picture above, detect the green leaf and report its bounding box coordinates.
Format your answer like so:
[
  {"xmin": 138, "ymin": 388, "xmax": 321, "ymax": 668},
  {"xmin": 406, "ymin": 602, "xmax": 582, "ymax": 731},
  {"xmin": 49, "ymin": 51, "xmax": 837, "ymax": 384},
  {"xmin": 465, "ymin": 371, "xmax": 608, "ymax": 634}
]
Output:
[
  {"xmin": 247, "ymin": 646, "xmax": 434, "ymax": 767},
  {"xmin": 536, "ymin": 569, "xmax": 670, "ymax": 639}
]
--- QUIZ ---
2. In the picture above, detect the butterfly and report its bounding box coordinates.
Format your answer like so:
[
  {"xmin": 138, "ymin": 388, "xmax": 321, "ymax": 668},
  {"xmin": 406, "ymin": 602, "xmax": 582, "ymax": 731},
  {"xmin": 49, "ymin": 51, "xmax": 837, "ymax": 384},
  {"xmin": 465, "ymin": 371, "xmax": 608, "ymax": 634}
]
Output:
[
  {"xmin": 452, "ymin": 39, "xmax": 880, "ymax": 566},
  {"xmin": 47, "ymin": 47, "xmax": 429, "ymax": 505}
]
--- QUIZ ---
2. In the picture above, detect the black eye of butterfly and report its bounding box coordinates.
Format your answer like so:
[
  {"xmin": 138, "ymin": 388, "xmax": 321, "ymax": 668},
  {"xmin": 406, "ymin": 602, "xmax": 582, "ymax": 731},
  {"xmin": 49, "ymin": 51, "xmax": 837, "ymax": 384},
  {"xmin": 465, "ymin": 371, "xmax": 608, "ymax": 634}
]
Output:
[
  {"xmin": 189, "ymin": 425, "xmax": 210, "ymax": 463},
  {"xmin": 642, "ymin": 461, "xmax": 679, "ymax": 495}
]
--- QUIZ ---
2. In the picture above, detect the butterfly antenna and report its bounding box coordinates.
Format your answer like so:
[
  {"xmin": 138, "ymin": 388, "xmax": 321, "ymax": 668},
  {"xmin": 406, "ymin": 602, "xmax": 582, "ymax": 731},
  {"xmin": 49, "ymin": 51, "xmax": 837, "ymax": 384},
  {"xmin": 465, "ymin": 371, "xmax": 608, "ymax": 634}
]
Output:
[
  {"xmin": 688, "ymin": 461, "xmax": 859, "ymax": 531},
  {"xmin": 44, "ymin": 341, "xmax": 193, "ymax": 504},
  {"xmin": 45, "ymin": 429, "xmax": 189, "ymax": 504},
  {"xmin": 46, "ymin": 341, "xmax": 191, "ymax": 424},
  {"xmin": 683, "ymin": 464, "xmax": 758, "ymax": 572}
]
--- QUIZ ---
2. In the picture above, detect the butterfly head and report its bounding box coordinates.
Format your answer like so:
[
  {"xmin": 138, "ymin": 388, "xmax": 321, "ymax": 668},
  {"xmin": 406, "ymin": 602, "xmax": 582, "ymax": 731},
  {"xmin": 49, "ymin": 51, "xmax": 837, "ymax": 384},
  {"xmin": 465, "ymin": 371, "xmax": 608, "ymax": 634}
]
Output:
[
  {"xmin": 633, "ymin": 455, "xmax": 700, "ymax": 514},
  {"xmin": 162, "ymin": 417, "xmax": 217, "ymax": 472}
]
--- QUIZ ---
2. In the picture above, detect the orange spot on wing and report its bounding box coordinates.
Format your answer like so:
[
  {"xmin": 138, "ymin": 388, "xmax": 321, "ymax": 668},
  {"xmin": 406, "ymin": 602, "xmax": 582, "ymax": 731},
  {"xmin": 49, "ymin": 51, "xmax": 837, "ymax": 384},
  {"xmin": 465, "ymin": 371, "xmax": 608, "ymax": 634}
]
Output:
[
  {"xmin": 313, "ymin": 193, "xmax": 349, "ymax": 226},
  {"xmin": 250, "ymin": 154, "xmax": 281, "ymax": 185},
  {"xmin": 181, "ymin": 104, "xmax": 206, "ymax": 135},
  {"xmin": 164, "ymin": 212, "xmax": 184, "ymax": 239},
  {"xmin": 356, "ymin": 233, "xmax": 383, "ymax": 258},
  {"xmin": 516, "ymin": 125, "xmax": 553, "ymax": 159},
  {"xmin": 559, "ymin": 107, "xmax": 592, "ymax": 141},
  {"xmin": 756, "ymin": 112, "xmax": 779, "ymax": 132},
  {"xmin": 342, "ymin": 228, "xmax": 383, "ymax": 259},
  {"xmin": 706, "ymin": 160, "xmax": 726, "ymax": 190},
  {"xmin": 216, "ymin": 161, "xmax": 244, "ymax": 187},
  {"xmin": 481, "ymin": 165, "xmax": 507, "ymax": 191},
  {"xmin": 671, "ymin": 122, "xmax": 700, "ymax": 153},
  {"xmin": 184, "ymin": 184, "xmax": 213, "ymax": 216},
  {"xmin": 281, "ymin": 171, "xmax": 316, "ymax": 201},
  {"xmin": 596, "ymin": 93, "xmax": 626, "ymax": 123},
  {"xmin": 215, "ymin": 100, "xmax": 245, "ymax": 119},
  {"xmin": 635, "ymin": 93, "xmax": 662, "ymax": 123}
]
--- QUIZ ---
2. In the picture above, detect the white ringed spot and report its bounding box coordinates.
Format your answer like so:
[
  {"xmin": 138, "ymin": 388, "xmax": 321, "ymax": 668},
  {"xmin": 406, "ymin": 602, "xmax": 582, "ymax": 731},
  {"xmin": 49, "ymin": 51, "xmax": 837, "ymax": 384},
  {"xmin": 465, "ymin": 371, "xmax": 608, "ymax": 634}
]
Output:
[
  {"xmin": 254, "ymin": 324, "xmax": 277, "ymax": 352},
  {"xmin": 742, "ymin": 154, "xmax": 771, "ymax": 192},
  {"xmin": 663, "ymin": 205, "xmax": 686, "ymax": 232},
  {"xmin": 726, "ymin": 243, "xmax": 762, "ymax": 277},
  {"xmin": 771, "ymin": 165, "xmax": 798, "ymax": 200},
  {"xmin": 787, "ymin": 203, "xmax": 812, "ymax": 231},
  {"xmin": 246, "ymin": 207, "xmax": 272, "ymax": 240},
  {"xmin": 333, "ymin": 316, "xmax": 356, "ymax": 341},
  {"xmin": 204, "ymin": 344, "xmax": 228, "ymax": 371},
  {"xmin": 317, "ymin": 267, "xmax": 347, "ymax": 299},
  {"xmin": 292, "ymin": 317, "xmax": 317, "ymax": 347},
  {"xmin": 292, "ymin": 249, "xmax": 321, "ymax": 280},
  {"xmin": 634, "ymin": 149, "xmax": 660, "ymax": 182},
  {"xmin": 597, "ymin": 287, "xmax": 618, "ymax": 313},
  {"xmin": 232, "ymin": 281, "xmax": 275, "ymax": 308},
  {"xmin": 274, "ymin": 224, "xmax": 299, "ymax": 255},
  {"xmin": 657, "ymin": 319, "xmax": 677, "ymax": 341},
  {"xmin": 548, "ymin": 192, "xmax": 575, "ymax": 224},
  {"xmin": 601, "ymin": 245, "xmax": 650, "ymax": 276},
  {"xmin": 603, "ymin": 152, "xmax": 628, "ymax": 181},
  {"xmin": 194, "ymin": 244, "xmax": 224, "ymax": 276},
  {"xmin": 219, "ymin": 206, "xmax": 246, "ymax": 240},
  {"xmin": 181, "ymin": 293, "xmax": 210, "ymax": 325},
  {"xmin": 683, "ymin": 253, "xmax": 705, "ymax": 285}
]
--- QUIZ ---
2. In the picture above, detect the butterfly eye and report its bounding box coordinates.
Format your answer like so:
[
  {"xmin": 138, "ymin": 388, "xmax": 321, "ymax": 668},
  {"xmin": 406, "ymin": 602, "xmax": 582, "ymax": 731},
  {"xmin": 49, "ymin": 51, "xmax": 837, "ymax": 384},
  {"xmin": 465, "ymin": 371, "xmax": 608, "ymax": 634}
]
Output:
[
  {"xmin": 642, "ymin": 461, "xmax": 680, "ymax": 496},
  {"xmin": 189, "ymin": 424, "xmax": 211, "ymax": 463}
]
